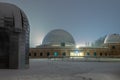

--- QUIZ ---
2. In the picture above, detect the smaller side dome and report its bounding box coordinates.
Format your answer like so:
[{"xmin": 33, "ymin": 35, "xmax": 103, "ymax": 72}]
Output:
[{"xmin": 104, "ymin": 34, "xmax": 120, "ymax": 44}]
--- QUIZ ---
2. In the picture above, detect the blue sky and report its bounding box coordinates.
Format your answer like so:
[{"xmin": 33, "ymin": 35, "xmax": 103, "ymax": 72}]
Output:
[{"xmin": 1, "ymin": 0, "xmax": 120, "ymax": 47}]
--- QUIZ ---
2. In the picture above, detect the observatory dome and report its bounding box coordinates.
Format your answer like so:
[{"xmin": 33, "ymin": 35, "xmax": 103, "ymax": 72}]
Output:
[
  {"xmin": 104, "ymin": 34, "xmax": 120, "ymax": 44},
  {"xmin": 0, "ymin": 2, "xmax": 29, "ymax": 30},
  {"xmin": 0, "ymin": 2, "xmax": 29, "ymax": 69},
  {"xmin": 42, "ymin": 29, "xmax": 75, "ymax": 47}
]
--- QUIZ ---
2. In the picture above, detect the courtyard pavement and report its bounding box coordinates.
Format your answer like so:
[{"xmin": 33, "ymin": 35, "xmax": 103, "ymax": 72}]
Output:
[{"xmin": 0, "ymin": 59, "xmax": 120, "ymax": 80}]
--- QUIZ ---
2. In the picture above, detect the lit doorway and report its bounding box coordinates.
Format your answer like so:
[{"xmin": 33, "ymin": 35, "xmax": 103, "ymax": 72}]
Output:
[{"xmin": 70, "ymin": 50, "xmax": 84, "ymax": 58}]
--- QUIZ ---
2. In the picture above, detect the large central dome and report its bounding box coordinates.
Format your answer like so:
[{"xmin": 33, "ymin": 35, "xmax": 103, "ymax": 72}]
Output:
[{"xmin": 42, "ymin": 29, "xmax": 75, "ymax": 47}]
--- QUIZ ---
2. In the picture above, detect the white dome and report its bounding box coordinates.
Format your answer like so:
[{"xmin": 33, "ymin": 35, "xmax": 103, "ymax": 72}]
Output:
[
  {"xmin": 104, "ymin": 34, "xmax": 120, "ymax": 44},
  {"xmin": 0, "ymin": 2, "xmax": 29, "ymax": 30},
  {"xmin": 42, "ymin": 29, "xmax": 75, "ymax": 47},
  {"xmin": 0, "ymin": 2, "xmax": 30, "ymax": 69}
]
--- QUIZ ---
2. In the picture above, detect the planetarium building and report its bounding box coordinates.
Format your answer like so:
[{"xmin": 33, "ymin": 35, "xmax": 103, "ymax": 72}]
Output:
[
  {"xmin": 30, "ymin": 30, "xmax": 120, "ymax": 58},
  {"xmin": 30, "ymin": 29, "xmax": 76, "ymax": 58}
]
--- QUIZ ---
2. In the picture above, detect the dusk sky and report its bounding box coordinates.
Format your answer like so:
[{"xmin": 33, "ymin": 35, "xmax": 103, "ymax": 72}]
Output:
[{"xmin": 1, "ymin": 0, "xmax": 120, "ymax": 47}]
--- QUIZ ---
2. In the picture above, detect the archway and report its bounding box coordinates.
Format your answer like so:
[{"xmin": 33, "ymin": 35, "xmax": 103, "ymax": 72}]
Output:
[{"xmin": 0, "ymin": 32, "xmax": 9, "ymax": 68}]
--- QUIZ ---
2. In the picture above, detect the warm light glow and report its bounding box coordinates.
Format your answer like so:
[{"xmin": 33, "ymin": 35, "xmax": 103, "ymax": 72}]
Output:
[
  {"xmin": 32, "ymin": 36, "xmax": 43, "ymax": 47},
  {"xmin": 76, "ymin": 45, "xmax": 80, "ymax": 48},
  {"xmin": 79, "ymin": 52, "xmax": 84, "ymax": 56},
  {"xmin": 70, "ymin": 51, "xmax": 84, "ymax": 58},
  {"xmin": 52, "ymin": 45, "xmax": 60, "ymax": 46},
  {"xmin": 76, "ymin": 44, "xmax": 86, "ymax": 48}
]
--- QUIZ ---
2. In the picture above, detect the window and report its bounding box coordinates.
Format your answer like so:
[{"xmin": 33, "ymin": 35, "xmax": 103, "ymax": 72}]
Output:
[
  {"xmin": 54, "ymin": 52, "xmax": 58, "ymax": 57},
  {"xmin": 61, "ymin": 42, "xmax": 65, "ymax": 47},
  {"xmin": 34, "ymin": 53, "xmax": 37, "ymax": 56},
  {"xmin": 62, "ymin": 52, "xmax": 66, "ymax": 56},
  {"xmin": 4, "ymin": 17, "xmax": 14, "ymax": 27},
  {"xmin": 47, "ymin": 52, "xmax": 50, "ymax": 56},
  {"xmin": 29, "ymin": 53, "xmax": 31, "ymax": 56},
  {"xmin": 94, "ymin": 52, "xmax": 97, "ymax": 56},
  {"xmin": 100, "ymin": 53, "xmax": 102, "ymax": 56},
  {"xmin": 112, "ymin": 46, "xmax": 115, "ymax": 49},
  {"xmin": 40, "ymin": 53, "xmax": 42, "ymax": 56},
  {"xmin": 105, "ymin": 53, "xmax": 107, "ymax": 56},
  {"xmin": 87, "ymin": 52, "xmax": 90, "ymax": 56}
]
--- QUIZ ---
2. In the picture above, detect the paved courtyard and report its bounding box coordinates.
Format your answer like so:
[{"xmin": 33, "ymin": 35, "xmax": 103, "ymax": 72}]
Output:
[{"xmin": 0, "ymin": 59, "xmax": 120, "ymax": 80}]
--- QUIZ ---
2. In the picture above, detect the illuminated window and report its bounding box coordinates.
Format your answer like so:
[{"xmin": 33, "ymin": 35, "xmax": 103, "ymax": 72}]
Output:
[
  {"xmin": 75, "ymin": 50, "xmax": 79, "ymax": 54},
  {"xmin": 54, "ymin": 52, "xmax": 58, "ymax": 57}
]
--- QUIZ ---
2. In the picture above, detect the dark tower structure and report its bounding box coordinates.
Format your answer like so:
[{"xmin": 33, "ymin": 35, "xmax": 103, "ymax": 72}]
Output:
[{"xmin": 0, "ymin": 3, "xmax": 30, "ymax": 69}]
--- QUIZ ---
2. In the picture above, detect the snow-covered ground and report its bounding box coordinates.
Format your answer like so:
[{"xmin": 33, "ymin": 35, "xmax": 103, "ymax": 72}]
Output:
[{"xmin": 0, "ymin": 59, "xmax": 120, "ymax": 80}]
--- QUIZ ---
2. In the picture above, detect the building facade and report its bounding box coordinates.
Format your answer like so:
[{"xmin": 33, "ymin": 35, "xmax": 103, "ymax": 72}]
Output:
[{"xmin": 29, "ymin": 30, "xmax": 120, "ymax": 59}]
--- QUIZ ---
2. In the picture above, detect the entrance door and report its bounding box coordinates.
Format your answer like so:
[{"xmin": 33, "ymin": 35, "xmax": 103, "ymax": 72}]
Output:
[{"xmin": 0, "ymin": 32, "xmax": 9, "ymax": 68}]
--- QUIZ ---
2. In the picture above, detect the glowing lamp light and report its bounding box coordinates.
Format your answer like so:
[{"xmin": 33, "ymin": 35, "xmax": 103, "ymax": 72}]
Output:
[
  {"xmin": 76, "ymin": 44, "xmax": 86, "ymax": 48},
  {"xmin": 76, "ymin": 45, "xmax": 80, "ymax": 48},
  {"xmin": 79, "ymin": 52, "xmax": 84, "ymax": 56}
]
